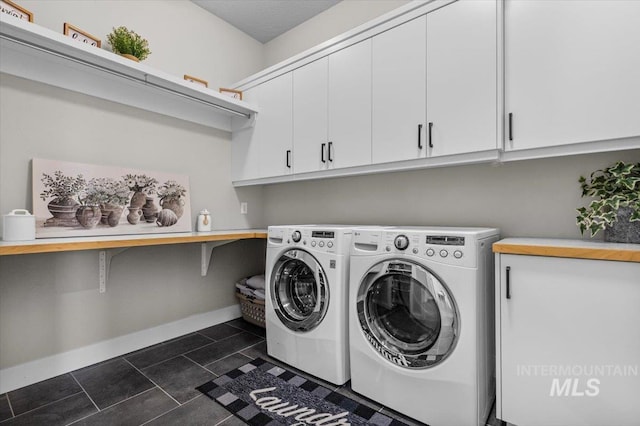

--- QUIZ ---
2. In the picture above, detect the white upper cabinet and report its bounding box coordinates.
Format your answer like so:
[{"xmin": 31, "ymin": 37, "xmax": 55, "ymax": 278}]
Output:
[
  {"xmin": 232, "ymin": 73, "xmax": 292, "ymax": 181},
  {"xmin": 426, "ymin": 0, "xmax": 497, "ymax": 157},
  {"xmin": 293, "ymin": 57, "xmax": 329, "ymax": 174},
  {"xmin": 327, "ymin": 39, "xmax": 373, "ymax": 170},
  {"xmin": 372, "ymin": 16, "xmax": 427, "ymax": 164},
  {"xmin": 505, "ymin": 0, "xmax": 640, "ymax": 151},
  {"xmin": 257, "ymin": 73, "xmax": 293, "ymax": 178}
]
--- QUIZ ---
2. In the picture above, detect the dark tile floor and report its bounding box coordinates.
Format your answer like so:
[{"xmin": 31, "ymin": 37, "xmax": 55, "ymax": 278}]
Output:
[{"xmin": 0, "ymin": 318, "xmax": 500, "ymax": 426}]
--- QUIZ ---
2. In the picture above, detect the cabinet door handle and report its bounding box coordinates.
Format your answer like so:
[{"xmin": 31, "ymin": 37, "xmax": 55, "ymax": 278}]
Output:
[
  {"xmin": 506, "ymin": 266, "xmax": 511, "ymax": 299},
  {"xmin": 321, "ymin": 143, "xmax": 326, "ymax": 163},
  {"xmin": 508, "ymin": 113, "xmax": 513, "ymax": 141},
  {"xmin": 328, "ymin": 141, "xmax": 333, "ymax": 162},
  {"xmin": 418, "ymin": 124, "xmax": 423, "ymax": 149},
  {"xmin": 428, "ymin": 122, "xmax": 434, "ymax": 148},
  {"xmin": 286, "ymin": 150, "xmax": 291, "ymax": 168}
]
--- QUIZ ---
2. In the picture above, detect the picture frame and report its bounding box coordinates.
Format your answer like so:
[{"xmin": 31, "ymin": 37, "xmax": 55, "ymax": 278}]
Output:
[
  {"xmin": 219, "ymin": 88, "xmax": 243, "ymax": 100},
  {"xmin": 63, "ymin": 23, "xmax": 101, "ymax": 48},
  {"xmin": 1, "ymin": 0, "xmax": 33, "ymax": 22},
  {"xmin": 184, "ymin": 74, "xmax": 209, "ymax": 88}
]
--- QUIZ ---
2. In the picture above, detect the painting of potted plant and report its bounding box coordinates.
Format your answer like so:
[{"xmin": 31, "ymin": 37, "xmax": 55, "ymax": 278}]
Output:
[
  {"xmin": 576, "ymin": 161, "xmax": 640, "ymax": 243},
  {"xmin": 124, "ymin": 174, "xmax": 158, "ymax": 208},
  {"xmin": 40, "ymin": 170, "xmax": 86, "ymax": 226},
  {"xmin": 33, "ymin": 158, "xmax": 191, "ymax": 238},
  {"xmin": 86, "ymin": 177, "xmax": 131, "ymax": 227},
  {"xmin": 157, "ymin": 180, "xmax": 187, "ymax": 219},
  {"xmin": 106, "ymin": 26, "xmax": 151, "ymax": 62}
]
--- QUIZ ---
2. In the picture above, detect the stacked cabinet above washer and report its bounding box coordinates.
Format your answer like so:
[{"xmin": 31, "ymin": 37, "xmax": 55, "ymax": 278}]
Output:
[{"xmin": 494, "ymin": 239, "xmax": 640, "ymax": 426}]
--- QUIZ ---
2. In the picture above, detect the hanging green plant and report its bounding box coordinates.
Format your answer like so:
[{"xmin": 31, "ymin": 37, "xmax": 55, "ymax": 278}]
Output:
[
  {"xmin": 576, "ymin": 161, "xmax": 640, "ymax": 239},
  {"xmin": 106, "ymin": 26, "xmax": 151, "ymax": 61}
]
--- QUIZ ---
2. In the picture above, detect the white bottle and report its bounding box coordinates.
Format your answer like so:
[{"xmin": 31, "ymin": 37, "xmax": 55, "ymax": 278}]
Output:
[{"xmin": 197, "ymin": 209, "xmax": 212, "ymax": 232}]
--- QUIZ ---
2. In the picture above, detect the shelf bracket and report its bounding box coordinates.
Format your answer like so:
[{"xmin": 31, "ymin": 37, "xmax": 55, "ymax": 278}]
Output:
[
  {"xmin": 98, "ymin": 248, "xmax": 129, "ymax": 293},
  {"xmin": 201, "ymin": 240, "xmax": 237, "ymax": 276}
]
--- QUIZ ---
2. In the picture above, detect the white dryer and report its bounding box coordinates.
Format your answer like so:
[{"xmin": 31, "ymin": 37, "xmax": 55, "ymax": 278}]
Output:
[
  {"xmin": 349, "ymin": 226, "xmax": 500, "ymax": 426},
  {"xmin": 265, "ymin": 225, "xmax": 353, "ymax": 385}
]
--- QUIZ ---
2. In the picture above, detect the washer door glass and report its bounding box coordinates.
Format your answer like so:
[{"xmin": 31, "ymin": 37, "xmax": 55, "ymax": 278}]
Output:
[
  {"xmin": 357, "ymin": 260, "xmax": 458, "ymax": 369},
  {"xmin": 271, "ymin": 249, "xmax": 328, "ymax": 332}
]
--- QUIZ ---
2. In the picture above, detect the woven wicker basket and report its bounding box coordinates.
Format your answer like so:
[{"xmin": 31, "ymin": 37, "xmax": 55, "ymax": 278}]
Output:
[{"xmin": 236, "ymin": 292, "xmax": 265, "ymax": 328}]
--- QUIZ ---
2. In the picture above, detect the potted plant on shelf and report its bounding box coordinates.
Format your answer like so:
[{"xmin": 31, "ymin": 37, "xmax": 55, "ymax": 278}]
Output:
[
  {"xmin": 86, "ymin": 177, "xmax": 131, "ymax": 227},
  {"xmin": 40, "ymin": 171, "xmax": 85, "ymax": 221},
  {"xmin": 106, "ymin": 26, "xmax": 151, "ymax": 62},
  {"xmin": 576, "ymin": 161, "xmax": 640, "ymax": 243},
  {"xmin": 157, "ymin": 180, "xmax": 187, "ymax": 219}
]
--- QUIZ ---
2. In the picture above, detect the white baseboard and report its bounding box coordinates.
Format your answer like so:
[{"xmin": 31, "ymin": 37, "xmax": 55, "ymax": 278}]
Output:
[{"xmin": 0, "ymin": 305, "xmax": 242, "ymax": 394}]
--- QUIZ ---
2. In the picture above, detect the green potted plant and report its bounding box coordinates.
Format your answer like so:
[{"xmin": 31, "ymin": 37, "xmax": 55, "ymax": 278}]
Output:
[
  {"xmin": 157, "ymin": 180, "xmax": 187, "ymax": 219},
  {"xmin": 106, "ymin": 26, "xmax": 151, "ymax": 62},
  {"xmin": 576, "ymin": 161, "xmax": 640, "ymax": 243},
  {"xmin": 40, "ymin": 171, "xmax": 86, "ymax": 220}
]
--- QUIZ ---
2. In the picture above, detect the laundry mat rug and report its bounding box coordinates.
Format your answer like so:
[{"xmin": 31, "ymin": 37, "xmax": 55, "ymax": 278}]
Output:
[{"xmin": 196, "ymin": 358, "xmax": 411, "ymax": 425}]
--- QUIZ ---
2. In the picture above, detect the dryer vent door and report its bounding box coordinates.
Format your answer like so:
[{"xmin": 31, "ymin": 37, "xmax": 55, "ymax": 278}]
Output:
[
  {"xmin": 271, "ymin": 249, "xmax": 329, "ymax": 332},
  {"xmin": 357, "ymin": 259, "xmax": 459, "ymax": 369}
]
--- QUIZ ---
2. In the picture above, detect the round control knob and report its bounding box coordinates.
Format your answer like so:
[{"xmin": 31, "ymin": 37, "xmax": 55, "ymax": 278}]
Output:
[
  {"xmin": 453, "ymin": 250, "xmax": 463, "ymax": 259},
  {"xmin": 327, "ymin": 241, "xmax": 334, "ymax": 248},
  {"xmin": 426, "ymin": 248, "xmax": 435, "ymax": 257},
  {"xmin": 439, "ymin": 249, "xmax": 448, "ymax": 258},
  {"xmin": 394, "ymin": 235, "xmax": 410, "ymax": 251},
  {"xmin": 311, "ymin": 241, "xmax": 317, "ymax": 247},
  {"xmin": 386, "ymin": 246, "xmax": 391, "ymax": 252},
  {"xmin": 412, "ymin": 248, "xmax": 419, "ymax": 254},
  {"xmin": 291, "ymin": 230, "xmax": 301, "ymax": 243},
  {"xmin": 319, "ymin": 241, "xmax": 325, "ymax": 247}
]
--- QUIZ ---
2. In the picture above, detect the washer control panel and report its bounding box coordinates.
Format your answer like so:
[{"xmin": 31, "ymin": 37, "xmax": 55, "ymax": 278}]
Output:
[
  {"xmin": 379, "ymin": 230, "xmax": 476, "ymax": 267},
  {"xmin": 281, "ymin": 228, "xmax": 348, "ymax": 254}
]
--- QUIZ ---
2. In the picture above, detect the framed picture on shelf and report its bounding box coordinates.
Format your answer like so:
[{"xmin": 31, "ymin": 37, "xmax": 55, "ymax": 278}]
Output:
[
  {"xmin": 219, "ymin": 88, "xmax": 243, "ymax": 100},
  {"xmin": 63, "ymin": 23, "xmax": 101, "ymax": 47},
  {"xmin": 1, "ymin": 0, "xmax": 33, "ymax": 22},
  {"xmin": 184, "ymin": 74, "xmax": 208, "ymax": 88}
]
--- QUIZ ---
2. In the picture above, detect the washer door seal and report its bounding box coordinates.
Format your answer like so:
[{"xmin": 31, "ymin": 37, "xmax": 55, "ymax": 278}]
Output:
[
  {"xmin": 271, "ymin": 249, "xmax": 329, "ymax": 332},
  {"xmin": 357, "ymin": 259, "xmax": 459, "ymax": 369}
]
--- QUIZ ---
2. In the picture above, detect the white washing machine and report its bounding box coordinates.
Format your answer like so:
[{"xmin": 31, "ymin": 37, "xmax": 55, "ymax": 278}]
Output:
[
  {"xmin": 349, "ymin": 226, "xmax": 500, "ymax": 426},
  {"xmin": 265, "ymin": 225, "xmax": 354, "ymax": 385}
]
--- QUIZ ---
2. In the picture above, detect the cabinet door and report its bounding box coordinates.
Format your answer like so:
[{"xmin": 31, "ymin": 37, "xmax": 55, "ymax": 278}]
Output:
[
  {"xmin": 293, "ymin": 57, "xmax": 329, "ymax": 174},
  {"xmin": 232, "ymin": 87, "xmax": 261, "ymax": 182},
  {"xmin": 497, "ymin": 254, "xmax": 640, "ymax": 426},
  {"xmin": 328, "ymin": 39, "xmax": 372, "ymax": 170},
  {"xmin": 372, "ymin": 16, "xmax": 427, "ymax": 164},
  {"xmin": 505, "ymin": 1, "xmax": 640, "ymax": 151},
  {"xmin": 256, "ymin": 73, "xmax": 293, "ymax": 178},
  {"xmin": 426, "ymin": 0, "xmax": 497, "ymax": 157}
]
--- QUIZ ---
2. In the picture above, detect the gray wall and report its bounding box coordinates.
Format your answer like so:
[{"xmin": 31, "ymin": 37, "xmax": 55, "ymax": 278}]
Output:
[{"xmin": 0, "ymin": 0, "xmax": 268, "ymax": 371}]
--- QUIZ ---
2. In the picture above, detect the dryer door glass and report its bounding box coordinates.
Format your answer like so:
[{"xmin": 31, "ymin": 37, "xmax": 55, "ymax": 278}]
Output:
[
  {"xmin": 271, "ymin": 249, "xmax": 328, "ymax": 332},
  {"xmin": 357, "ymin": 260, "xmax": 458, "ymax": 369}
]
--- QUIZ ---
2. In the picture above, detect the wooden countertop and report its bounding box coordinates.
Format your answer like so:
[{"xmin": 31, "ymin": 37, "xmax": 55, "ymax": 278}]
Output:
[
  {"xmin": 493, "ymin": 238, "xmax": 640, "ymax": 263},
  {"xmin": 0, "ymin": 229, "xmax": 268, "ymax": 256}
]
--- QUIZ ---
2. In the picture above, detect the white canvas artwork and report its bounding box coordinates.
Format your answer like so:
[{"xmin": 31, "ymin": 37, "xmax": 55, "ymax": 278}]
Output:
[{"xmin": 32, "ymin": 158, "xmax": 192, "ymax": 238}]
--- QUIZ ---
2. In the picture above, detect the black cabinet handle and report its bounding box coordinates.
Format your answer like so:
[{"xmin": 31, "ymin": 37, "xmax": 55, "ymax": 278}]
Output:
[
  {"xmin": 286, "ymin": 150, "xmax": 291, "ymax": 168},
  {"xmin": 328, "ymin": 141, "xmax": 333, "ymax": 162},
  {"xmin": 418, "ymin": 124, "xmax": 423, "ymax": 149},
  {"xmin": 506, "ymin": 266, "xmax": 511, "ymax": 299},
  {"xmin": 321, "ymin": 143, "xmax": 326, "ymax": 163},
  {"xmin": 428, "ymin": 122, "xmax": 433, "ymax": 148},
  {"xmin": 508, "ymin": 113, "xmax": 513, "ymax": 141}
]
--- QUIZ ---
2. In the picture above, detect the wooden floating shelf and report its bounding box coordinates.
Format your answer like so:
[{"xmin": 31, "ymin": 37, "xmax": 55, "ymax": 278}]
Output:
[
  {"xmin": 493, "ymin": 238, "xmax": 640, "ymax": 263},
  {"xmin": 0, "ymin": 229, "xmax": 267, "ymax": 256}
]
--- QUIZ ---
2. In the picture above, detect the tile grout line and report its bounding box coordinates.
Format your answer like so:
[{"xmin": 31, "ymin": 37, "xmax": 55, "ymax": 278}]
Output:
[
  {"xmin": 122, "ymin": 358, "xmax": 182, "ymax": 407},
  {"xmin": 214, "ymin": 414, "xmax": 236, "ymax": 426},
  {"xmin": 3, "ymin": 391, "xmax": 86, "ymax": 421},
  {"xmin": 69, "ymin": 371, "xmax": 100, "ymax": 412},
  {"xmin": 4, "ymin": 394, "xmax": 15, "ymax": 419}
]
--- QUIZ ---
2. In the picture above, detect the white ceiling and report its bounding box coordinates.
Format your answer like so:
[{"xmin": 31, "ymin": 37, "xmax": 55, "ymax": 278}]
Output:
[{"xmin": 192, "ymin": 0, "xmax": 341, "ymax": 43}]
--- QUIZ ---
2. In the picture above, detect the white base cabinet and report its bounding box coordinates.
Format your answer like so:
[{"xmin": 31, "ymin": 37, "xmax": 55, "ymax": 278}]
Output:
[{"xmin": 495, "ymin": 252, "xmax": 640, "ymax": 426}]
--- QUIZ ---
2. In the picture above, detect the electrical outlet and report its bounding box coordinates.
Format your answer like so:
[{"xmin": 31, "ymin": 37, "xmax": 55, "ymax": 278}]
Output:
[{"xmin": 240, "ymin": 202, "xmax": 248, "ymax": 215}]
